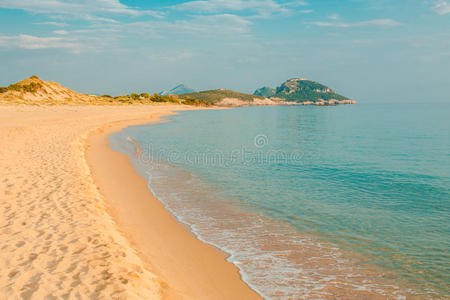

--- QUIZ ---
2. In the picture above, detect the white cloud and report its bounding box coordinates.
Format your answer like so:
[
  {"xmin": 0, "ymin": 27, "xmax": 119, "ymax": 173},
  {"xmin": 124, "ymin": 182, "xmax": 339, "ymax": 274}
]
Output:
[
  {"xmin": 310, "ymin": 19, "xmax": 402, "ymax": 28},
  {"xmin": 185, "ymin": 14, "xmax": 252, "ymax": 34},
  {"xmin": 432, "ymin": 1, "xmax": 450, "ymax": 14},
  {"xmin": 328, "ymin": 13, "xmax": 340, "ymax": 20},
  {"xmin": 34, "ymin": 21, "xmax": 68, "ymax": 27},
  {"xmin": 125, "ymin": 14, "xmax": 252, "ymax": 38},
  {"xmin": 49, "ymin": 13, "xmax": 120, "ymax": 24},
  {"xmin": 173, "ymin": 0, "xmax": 307, "ymax": 18},
  {"xmin": 0, "ymin": 34, "xmax": 80, "ymax": 51},
  {"xmin": 0, "ymin": 0, "xmax": 163, "ymax": 21},
  {"xmin": 53, "ymin": 30, "xmax": 68, "ymax": 35}
]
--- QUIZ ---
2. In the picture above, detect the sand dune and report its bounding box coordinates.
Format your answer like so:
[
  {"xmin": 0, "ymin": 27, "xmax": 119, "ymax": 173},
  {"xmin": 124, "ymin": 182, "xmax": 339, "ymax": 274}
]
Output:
[
  {"xmin": 0, "ymin": 105, "xmax": 187, "ymax": 299},
  {"xmin": 0, "ymin": 76, "xmax": 102, "ymax": 105}
]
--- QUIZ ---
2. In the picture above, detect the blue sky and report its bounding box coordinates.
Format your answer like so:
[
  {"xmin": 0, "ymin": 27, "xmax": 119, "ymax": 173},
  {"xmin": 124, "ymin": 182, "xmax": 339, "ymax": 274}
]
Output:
[{"xmin": 0, "ymin": 0, "xmax": 449, "ymax": 102}]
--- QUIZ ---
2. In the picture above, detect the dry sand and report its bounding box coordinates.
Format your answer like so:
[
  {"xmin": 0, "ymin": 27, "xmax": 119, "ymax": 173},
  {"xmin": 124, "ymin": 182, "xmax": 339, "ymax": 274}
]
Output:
[{"xmin": 0, "ymin": 104, "xmax": 261, "ymax": 299}]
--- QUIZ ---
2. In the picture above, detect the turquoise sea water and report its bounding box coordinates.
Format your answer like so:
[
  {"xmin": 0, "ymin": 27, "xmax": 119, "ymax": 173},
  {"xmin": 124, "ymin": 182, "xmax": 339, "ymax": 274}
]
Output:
[{"xmin": 110, "ymin": 103, "xmax": 449, "ymax": 299}]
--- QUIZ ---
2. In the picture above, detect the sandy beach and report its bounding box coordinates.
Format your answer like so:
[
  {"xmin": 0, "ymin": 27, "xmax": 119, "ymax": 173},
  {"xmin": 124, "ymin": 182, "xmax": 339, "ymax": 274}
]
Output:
[{"xmin": 0, "ymin": 104, "xmax": 261, "ymax": 299}]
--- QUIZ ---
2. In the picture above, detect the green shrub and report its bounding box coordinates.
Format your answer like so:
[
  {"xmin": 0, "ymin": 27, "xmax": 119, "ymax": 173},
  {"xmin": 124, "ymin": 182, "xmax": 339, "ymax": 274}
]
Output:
[
  {"xmin": 166, "ymin": 95, "xmax": 181, "ymax": 103},
  {"xmin": 0, "ymin": 87, "xmax": 7, "ymax": 93},
  {"xmin": 150, "ymin": 93, "xmax": 166, "ymax": 102},
  {"xmin": 182, "ymin": 96, "xmax": 211, "ymax": 106},
  {"xmin": 6, "ymin": 82, "xmax": 42, "ymax": 93},
  {"xmin": 7, "ymin": 84, "xmax": 21, "ymax": 92},
  {"xmin": 130, "ymin": 93, "xmax": 140, "ymax": 100}
]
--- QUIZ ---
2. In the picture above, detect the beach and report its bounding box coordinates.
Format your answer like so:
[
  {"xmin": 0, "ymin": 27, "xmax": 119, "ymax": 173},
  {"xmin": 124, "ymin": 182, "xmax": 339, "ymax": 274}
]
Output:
[{"xmin": 0, "ymin": 104, "xmax": 260, "ymax": 299}]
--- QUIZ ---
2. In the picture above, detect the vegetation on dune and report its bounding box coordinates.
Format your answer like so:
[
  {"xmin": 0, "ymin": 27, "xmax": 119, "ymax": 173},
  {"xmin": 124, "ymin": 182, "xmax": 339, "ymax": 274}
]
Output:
[
  {"xmin": 0, "ymin": 75, "xmax": 44, "ymax": 94},
  {"xmin": 181, "ymin": 89, "xmax": 264, "ymax": 104},
  {"xmin": 130, "ymin": 93, "xmax": 140, "ymax": 100},
  {"xmin": 106, "ymin": 92, "xmax": 212, "ymax": 106},
  {"xmin": 147, "ymin": 93, "xmax": 167, "ymax": 102},
  {"xmin": 0, "ymin": 82, "xmax": 43, "ymax": 94}
]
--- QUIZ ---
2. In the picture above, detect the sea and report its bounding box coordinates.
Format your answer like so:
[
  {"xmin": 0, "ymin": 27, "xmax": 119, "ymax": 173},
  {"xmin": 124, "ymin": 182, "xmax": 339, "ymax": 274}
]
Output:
[{"xmin": 109, "ymin": 102, "xmax": 449, "ymax": 299}]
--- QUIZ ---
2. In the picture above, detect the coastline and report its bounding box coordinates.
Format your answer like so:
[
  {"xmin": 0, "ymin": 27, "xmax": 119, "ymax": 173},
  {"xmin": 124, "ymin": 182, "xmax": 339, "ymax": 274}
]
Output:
[
  {"xmin": 107, "ymin": 106, "xmax": 431, "ymax": 299},
  {"xmin": 85, "ymin": 106, "xmax": 262, "ymax": 299}
]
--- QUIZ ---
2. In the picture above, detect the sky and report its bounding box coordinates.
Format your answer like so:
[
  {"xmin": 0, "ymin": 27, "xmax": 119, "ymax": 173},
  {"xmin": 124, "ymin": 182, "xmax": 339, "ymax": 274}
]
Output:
[{"xmin": 0, "ymin": 0, "xmax": 449, "ymax": 102}]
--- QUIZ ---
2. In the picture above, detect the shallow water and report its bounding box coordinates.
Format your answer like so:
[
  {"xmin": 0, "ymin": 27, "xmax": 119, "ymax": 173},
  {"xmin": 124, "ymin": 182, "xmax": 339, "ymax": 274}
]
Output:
[{"xmin": 110, "ymin": 103, "xmax": 449, "ymax": 299}]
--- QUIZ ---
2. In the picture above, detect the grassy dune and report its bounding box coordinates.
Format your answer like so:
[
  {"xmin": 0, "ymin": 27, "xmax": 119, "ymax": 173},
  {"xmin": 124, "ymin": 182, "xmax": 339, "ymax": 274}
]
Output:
[{"xmin": 0, "ymin": 76, "xmax": 212, "ymax": 106}]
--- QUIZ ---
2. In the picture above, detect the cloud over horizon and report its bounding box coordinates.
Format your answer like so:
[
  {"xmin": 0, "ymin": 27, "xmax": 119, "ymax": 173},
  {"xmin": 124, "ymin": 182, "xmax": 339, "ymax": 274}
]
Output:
[
  {"xmin": 310, "ymin": 18, "xmax": 402, "ymax": 28},
  {"xmin": 0, "ymin": 34, "xmax": 80, "ymax": 51}
]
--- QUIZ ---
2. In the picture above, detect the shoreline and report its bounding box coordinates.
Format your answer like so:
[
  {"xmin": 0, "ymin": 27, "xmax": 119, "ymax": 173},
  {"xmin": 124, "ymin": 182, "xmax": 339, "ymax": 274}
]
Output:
[
  {"xmin": 84, "ymin": 107, "xmax": 262, "ymax": 299},
  {"xmin": 100, "ymin": 107, "xmax": 426, "ymax": 299}
]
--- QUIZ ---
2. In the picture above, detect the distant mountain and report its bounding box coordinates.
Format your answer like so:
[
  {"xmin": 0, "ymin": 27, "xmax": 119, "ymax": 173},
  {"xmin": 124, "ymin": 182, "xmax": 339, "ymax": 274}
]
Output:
[
  {"xmin": 254, "ymin": 78, "xmax": 355, "ymax": 104},
  {"xmin": 160, "ymin": 84, "xmax": 195, "ymax": 96},
  {"xmin": 253, "ymin": 86, "xmax": 276, "ymax": 98}
]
